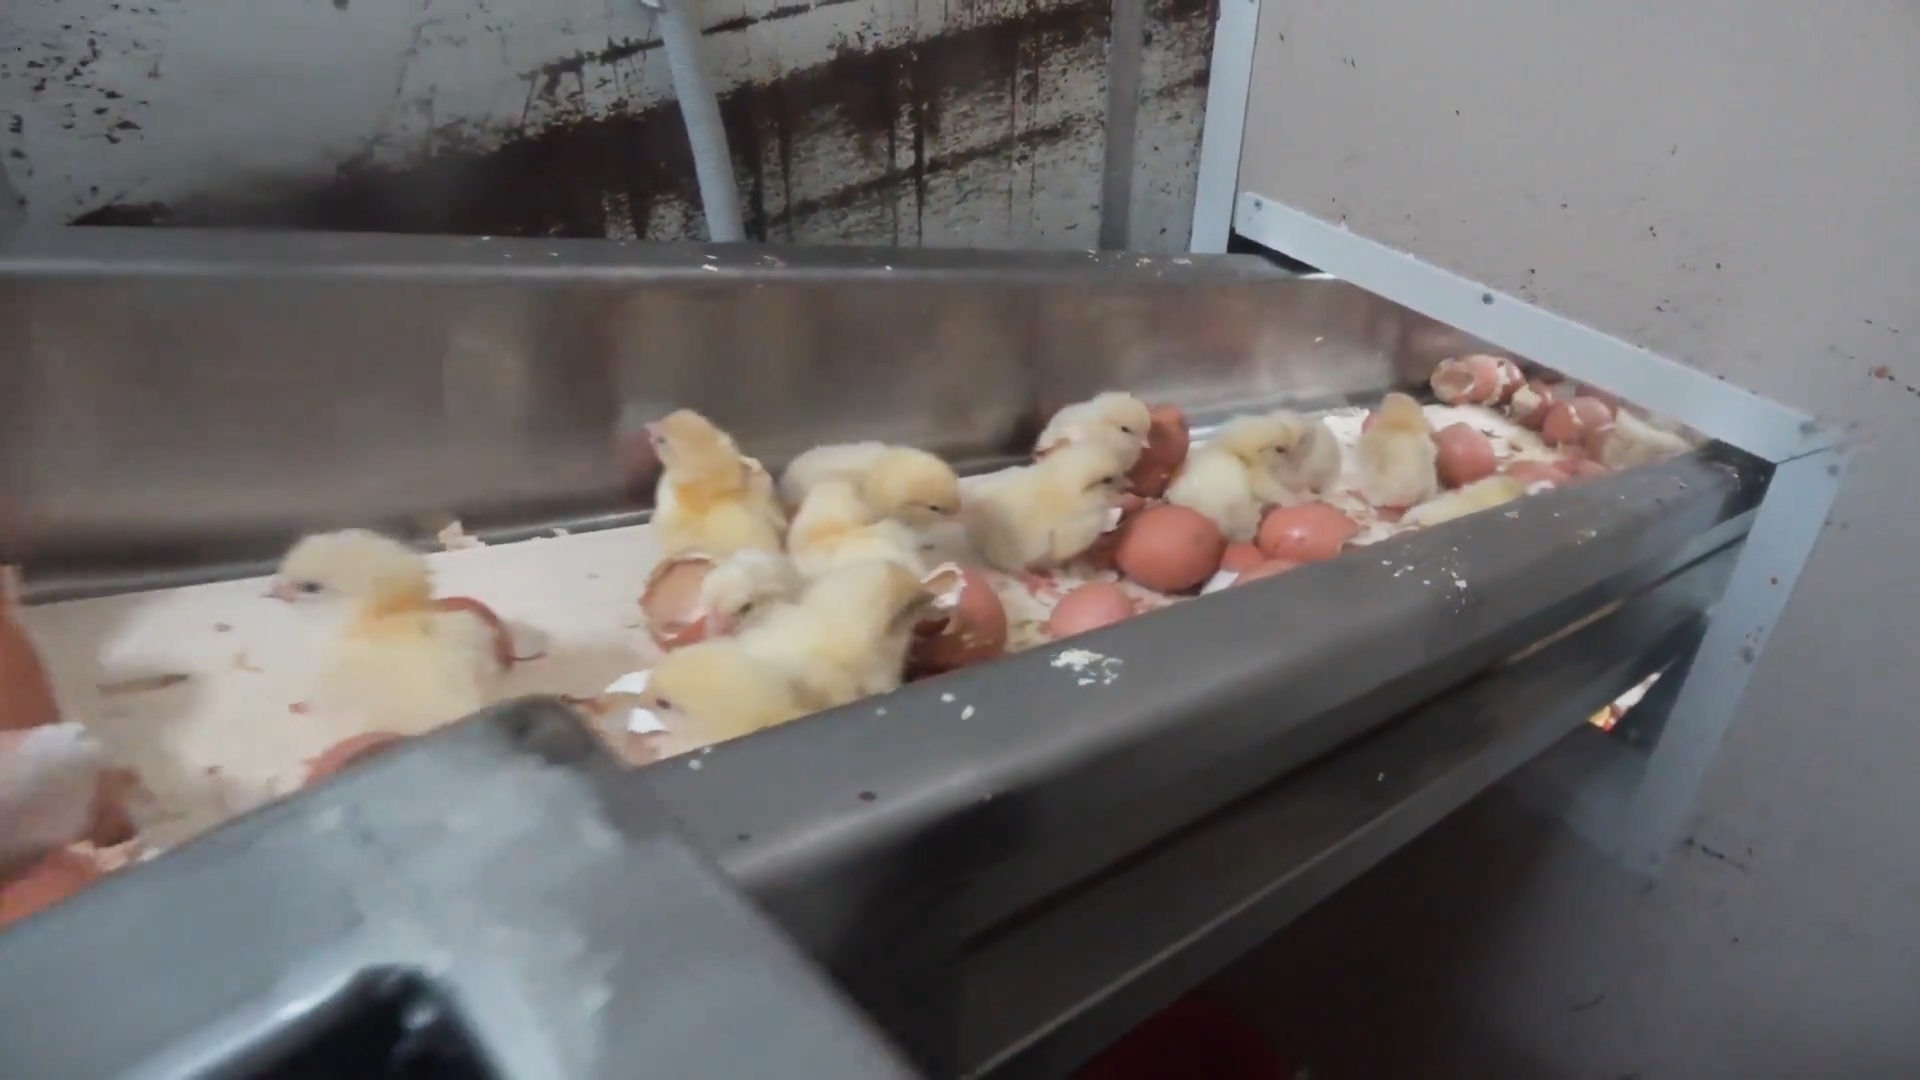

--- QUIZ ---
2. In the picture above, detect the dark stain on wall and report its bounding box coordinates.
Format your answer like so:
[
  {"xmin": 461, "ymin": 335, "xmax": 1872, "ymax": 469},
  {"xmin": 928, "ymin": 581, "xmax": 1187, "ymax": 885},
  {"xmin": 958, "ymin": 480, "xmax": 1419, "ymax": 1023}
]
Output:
[{"xmin": 71, "ymin": 0, "xmax": 1216, "ymax": 243}]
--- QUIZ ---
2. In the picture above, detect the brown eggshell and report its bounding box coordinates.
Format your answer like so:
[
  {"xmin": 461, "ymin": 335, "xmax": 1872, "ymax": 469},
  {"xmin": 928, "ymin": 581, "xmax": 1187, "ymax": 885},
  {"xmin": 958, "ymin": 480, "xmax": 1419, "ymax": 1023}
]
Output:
[
  {"xmin": 1232, "ymin": 560, "xmax": 1301, "ymax": 585},
  {"xmin": 1127, "ymin": 405, "xmax": 1191, "ymax": 498},
  {"xmin": 86, "ymin": 768, "xmax": 141, "ymax": 849},
  {"xmin": 1539, "ymin": 401, "xmax": 1589, "ymax": 446},
  {"xmin": 0, "ymin": 850, "xmax": 102, "ymax": 927},
  {"xmin": 1430, "ymin": 355, "xmax": 1503, "ymax": 405},
  {"xmin": 640, "ymin": 554, "xmax": 716, "ymax": 650},
  {"xmin": 1503, "ymin": 461, "xmax": 1571, "ymax": 489},
  {"xmin": 1509, "ymin": 379, "xmax": 1558, "ymax": 429},
  {"xmin": 1576, "ymin": 385, "xmax": 1621, "ymax": 416},
  {"xmin": 432, "ymin": 596, "xmax": 515, "ymax": 669},
  {"xmin": 303, "ymin": 732, "xmax": 408, "ymax": 787},
  {"xmin": 1433, "ymin": 424, "xmax": 1497, "ymax": 488},
  {"xmin": 1048, "ymin": 582, "xmax": 1138, "ymax": 639},
  {"xmin": 911, "ymin": 566, "xmax": 1008, "ymax": 675},
  {"xmin": 1219, "ymin": 542, "xmax": 1267, "ymax": 575},
  {"xmin": 1490, "ymin": 358, "xmax": 1527, "ymax": 404},
  {"xmin": 1114, "ymin": 505, "xmax": 1226, "ymax": 593},
  {"xmin": 1568, "ymin": 395, "xmax": 1615, "ymax": 433},
  {"xmin": 0, "ymin": 603, "xmax": 60, "ymax": 733},
  {"xmin": 1257, "ymin": 503, "xmax": 1359, "ymax": 563}
]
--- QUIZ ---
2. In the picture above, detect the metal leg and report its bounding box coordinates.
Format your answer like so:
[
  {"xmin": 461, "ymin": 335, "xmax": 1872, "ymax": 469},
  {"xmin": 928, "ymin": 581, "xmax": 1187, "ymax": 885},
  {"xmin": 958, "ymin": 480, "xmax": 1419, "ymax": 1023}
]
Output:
[{"xmin": 1615, "ymin": 448, "xmax": 1847, "ymax": 871}]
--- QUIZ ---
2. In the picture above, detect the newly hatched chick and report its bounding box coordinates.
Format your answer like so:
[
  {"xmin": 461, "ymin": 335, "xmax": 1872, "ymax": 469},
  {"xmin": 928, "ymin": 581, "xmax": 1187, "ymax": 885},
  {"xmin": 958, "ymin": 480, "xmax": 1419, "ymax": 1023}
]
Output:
[
  {"xmin": 1596, "ymin": 410, "xmax": 1695, "ymax": 470},
  {"xmin": 964, "ymin": 440, "xmax": 1133, "ymax": 573},
  {"xmin": 697, "ymin": 548, "xmax": 802, "ymax": 636},
  {"xmin": 634, "ymin": 640, "xmax": 819, "ymax": 752},
  {"xmin": 273, "ymin": 529, "xmax": 505, "ymax": 735},
  {"xmin": 1267, "ymin": 412, "xmax": 1343, "ymax": 503},
  {"xmin": 778, "ymin": 443, "xmax": 961, "ymax": 527},
  {"xmin": 649, "ymin": 410, "xmax": 788, "ymax": 559},
  {"xmin": 1167, "ymin": 414, "xmax": 1323, "ymax": 541},
  {"xmin": 1355, "ymin": 393, "xmax": 1441, "ymax": 509},
  {"xmin": 736, "ymin": 560, "xmax": 936, "ymax": 709},
  {"xmin": 1401, "ymin": 475, "xmax": 1527, "ymax": 528},
  {"xmin": 1035, "ymin": 391, "xmax": 1153, "ymax": 469},
  {"xmin": 787, "ymin": 477, "xmax": 927, "ymax": 580}
]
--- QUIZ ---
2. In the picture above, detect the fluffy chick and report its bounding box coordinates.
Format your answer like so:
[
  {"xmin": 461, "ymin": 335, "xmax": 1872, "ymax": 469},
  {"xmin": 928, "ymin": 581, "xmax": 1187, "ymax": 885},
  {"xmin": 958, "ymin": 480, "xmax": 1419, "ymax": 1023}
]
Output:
[
  {"xmin": 1355, "ymin": 392, "xmax": 1440, "ymax": 509},
  {"xmin": 697, "ymin": 549, "xmax": 802, "ymax": 636},
  {"xmin": 1035, "ymin": 391, "xmax": 1153, "ymax": 468},
  {"xmin": 736, "ymin": 560, "xmax": 936, "ymax": 708},
  {"xmin": 634, "ymin": 640, "xmax": 819, "ymax": 752},
  {"xmin": 649, "ymin": 409, "xmax": 788, "ymax": 559},
  {"xmin": 778, "ymin": 443, "xmax": 961, "ymax": 528},
  {"xmin": 1597, "ymin": 410, "xmax": 1695, "ymax": 470},
  {"xmin": 1167, "ymin": 414, "xmax": 1320, "ymax": 541},
  {"xmin": 1266, "ymin": 412, "xmax": 1343, "ymax": 504},
  {"xmin": 787, "ymin": 477, "xmax": 927, "ymax": 580},
  {"xmin": 1401, "ymin": 475, "xmax": 1527, "ymax": 528},
  {"xmin": 964, "ymin": 440, "xmax": 1132, "ymax": 572},
  {"xmin": 273, "ymin": 529, "xmax": 504, "ymax": 735}
]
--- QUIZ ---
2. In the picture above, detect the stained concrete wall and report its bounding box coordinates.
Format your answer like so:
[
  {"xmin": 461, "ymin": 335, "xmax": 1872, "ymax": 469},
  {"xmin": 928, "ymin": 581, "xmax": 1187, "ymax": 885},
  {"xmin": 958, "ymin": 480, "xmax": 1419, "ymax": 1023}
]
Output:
[
  {"xmin": 1224, "ymin": 1, "xmax": 1920, "ymax": 1075},
  {"xmin": 0, "ymin": 0, "xmax": 1214, "ymax": 249}
]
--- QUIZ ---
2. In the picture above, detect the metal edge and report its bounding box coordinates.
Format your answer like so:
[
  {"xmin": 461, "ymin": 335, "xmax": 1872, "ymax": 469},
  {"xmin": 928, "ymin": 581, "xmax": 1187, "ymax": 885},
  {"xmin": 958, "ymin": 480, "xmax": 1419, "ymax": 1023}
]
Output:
[
  {"xmin": 1229, "ymin": 192, "xmax": 1830, "ymax": 463},
  {"xmin": 0, "ymin": 226, "xmax": 1284, "ymax": 285},
  {"xmin": 1186, "ymin": 0, "xmax": 1261, "ymax": 253},
  {"xmin": 1614, "ymin": 446, "xmax": 1847, "ymax": 871},
  {"xmin": 960, "ymin": 571, "xmax": 1718, "ymax": 1078}
]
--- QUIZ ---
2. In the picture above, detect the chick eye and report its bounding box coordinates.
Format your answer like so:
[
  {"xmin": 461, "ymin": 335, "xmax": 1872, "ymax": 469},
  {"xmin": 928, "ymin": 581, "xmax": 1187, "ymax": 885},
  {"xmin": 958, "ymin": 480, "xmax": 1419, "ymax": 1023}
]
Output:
[
  {"xmin": 654, "ymin": 697, "xmax": 674, "ymax": 711},
  {"xmin": 1119, "ymin": 425, "xmax": 1140, "ymax": 436},
  {"xmin": 297, "ymin": 581, "xmax": 323, "ymax": 594}
]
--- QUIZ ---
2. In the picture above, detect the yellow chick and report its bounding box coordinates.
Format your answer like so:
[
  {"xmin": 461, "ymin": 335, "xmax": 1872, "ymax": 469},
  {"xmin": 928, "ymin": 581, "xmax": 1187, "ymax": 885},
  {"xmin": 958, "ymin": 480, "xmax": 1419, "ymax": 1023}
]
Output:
[
  {"xmin": 1355, "ymin": 393, "xmax": 1441, "ymax": 509},
  {"xmin": 736, "ymin": 560, "xmax": 937, "ymax": 708},
  {"xmin": 1401, "ymin": 475, "xmax": 1527, "ymax": 528},
  {"xmin": 787, "ymin": 477, "xmax": 927, "ymax": 580},
  {"xmin": 1035, "ymin": 391, "xmax": 1153, "ymax": 467},
  {"xmin": 964, "ymin": 440, "xmax": 1133, "ymax": 573},
  {"xmin": 272, "ymin": 529, "xmax": 509, "ymax": 735},
  {"xmin": 633, "ymin": 640, "xmax": 820, "ymax": 752},
  {"xmin": 649, "ymin": 409, "xmax": 788, "ymax": 559},
  {"xmin": 1266, "ymin": 412, "xmax": 1343, "ymax": 504},
  {"xmin": 778, "ymin": 443, "xmax": 961, "ymax": 527},
  {"xmin": 1165, "ymin": 414, "xmax": 1308, "ymax": 541},
  {"xmin": 1596, "ymin": 409, "xmax": 1694, "ymax": 470},
  {"xmin": 697, "ymin": 548, "xmax": 802, "ymax": 636}
]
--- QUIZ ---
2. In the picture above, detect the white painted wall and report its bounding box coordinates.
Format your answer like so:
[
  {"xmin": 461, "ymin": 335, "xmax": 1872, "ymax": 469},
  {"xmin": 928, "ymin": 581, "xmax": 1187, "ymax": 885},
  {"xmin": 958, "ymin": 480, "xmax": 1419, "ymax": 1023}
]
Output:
[
  {"xmin": 1225, "ymin": 1, "xmax": 1920, "ymax": 1075},
  {"xmin": 0, "ymin": 0, "xmax": 1214, "ymax": 249}
]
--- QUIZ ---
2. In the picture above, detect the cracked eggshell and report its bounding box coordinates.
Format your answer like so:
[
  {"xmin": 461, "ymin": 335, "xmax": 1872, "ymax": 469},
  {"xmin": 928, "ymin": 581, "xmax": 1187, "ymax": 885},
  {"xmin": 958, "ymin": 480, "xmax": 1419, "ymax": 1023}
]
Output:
[
  {"xmin": 1257, "ymin": 503, "xmax": 1358, "ymax": 563},
  {"xmin": 1127, "ymin": 404, "xmax": 1191, "ymax": 498},
  {"xmin": 911, "ymin": 565, "xmax": 1008, "ymax": 676},
  {"xmin": 640, "ymin": 554, "xmax": 716, "ymax": 651}
]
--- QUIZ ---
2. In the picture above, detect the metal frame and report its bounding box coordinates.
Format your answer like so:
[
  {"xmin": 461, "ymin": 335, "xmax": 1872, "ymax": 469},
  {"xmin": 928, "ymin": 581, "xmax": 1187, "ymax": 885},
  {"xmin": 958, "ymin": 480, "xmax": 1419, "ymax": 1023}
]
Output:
[
  {"xmin": 1186, "ymin": 0, "xmax": 1261, "ymax": 253},
  {"xmin": 1231, "ymin": 191, "xmax": 1848, "ymax": 874}
]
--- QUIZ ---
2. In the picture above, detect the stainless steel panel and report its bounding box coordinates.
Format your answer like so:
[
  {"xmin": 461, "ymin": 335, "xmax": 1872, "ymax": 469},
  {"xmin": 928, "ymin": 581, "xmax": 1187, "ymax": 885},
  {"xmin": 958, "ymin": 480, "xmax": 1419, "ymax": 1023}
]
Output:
[{"xmin": 2, "ymin": 228, "xmax": 1481, "ymax": 580}]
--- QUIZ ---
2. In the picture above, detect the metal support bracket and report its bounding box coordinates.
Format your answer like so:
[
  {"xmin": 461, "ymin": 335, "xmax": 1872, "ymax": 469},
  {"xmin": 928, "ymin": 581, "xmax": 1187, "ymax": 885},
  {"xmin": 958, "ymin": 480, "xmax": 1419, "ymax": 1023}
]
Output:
[{"xmin": 1232, "ymin": 192, "xmax": 1848, "ymax": 873}]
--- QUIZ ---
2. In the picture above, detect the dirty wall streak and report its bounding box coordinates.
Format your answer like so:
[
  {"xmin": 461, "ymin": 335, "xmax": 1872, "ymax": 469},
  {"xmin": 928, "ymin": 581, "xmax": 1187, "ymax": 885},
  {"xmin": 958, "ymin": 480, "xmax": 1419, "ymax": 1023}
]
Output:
[{"xmin": 65, "ymin": 0, "xmax": 1216, "ymax": 249}]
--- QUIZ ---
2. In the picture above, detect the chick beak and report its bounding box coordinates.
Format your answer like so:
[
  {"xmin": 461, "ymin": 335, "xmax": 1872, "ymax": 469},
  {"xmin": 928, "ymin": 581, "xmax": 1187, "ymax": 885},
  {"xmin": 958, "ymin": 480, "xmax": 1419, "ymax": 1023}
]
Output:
[
  {"xmin": 1136, "ymin": 433, "xmax": 1153, "ymax": 449},
  {"xmin": 266, "ymin": 579, "xmax": 300, "ymax": 603}
]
